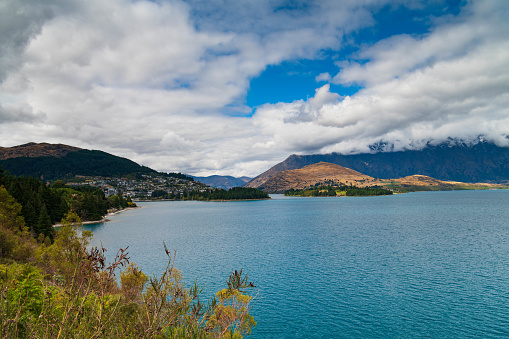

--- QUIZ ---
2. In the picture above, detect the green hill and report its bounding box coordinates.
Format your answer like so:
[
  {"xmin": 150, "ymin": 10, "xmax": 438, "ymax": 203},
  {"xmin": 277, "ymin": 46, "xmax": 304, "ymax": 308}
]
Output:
[{"xmin": 0, "ymin": 147, "xmax": 156, "ymax": 180}]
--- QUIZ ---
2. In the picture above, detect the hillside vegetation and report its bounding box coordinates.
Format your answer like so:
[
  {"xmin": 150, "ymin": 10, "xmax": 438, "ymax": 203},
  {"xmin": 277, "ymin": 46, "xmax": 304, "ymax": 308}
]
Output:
[
  {"xmin": 152, "ymin": 187, "xmax": 269, "ymax": 201},
  {"xmin": 0, "ymin": 195, "xmax": 256, "ymax": 338},
  {"xmin": 286, "ymin": 185, "xmax": 393, "ymax": 197},
  {"xmin": 0, "ymin": 149, "xmax": 157, "ymax": 181},
  {"xmin": 0, "ymin": 168, "xmax": 134, "ymax": 242}
]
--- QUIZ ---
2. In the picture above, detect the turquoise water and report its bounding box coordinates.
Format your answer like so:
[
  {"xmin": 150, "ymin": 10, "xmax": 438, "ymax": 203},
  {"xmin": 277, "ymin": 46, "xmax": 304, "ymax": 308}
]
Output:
[{"xmin": 85, "ymin": 190, "xmax": 509, "ymax": 338}]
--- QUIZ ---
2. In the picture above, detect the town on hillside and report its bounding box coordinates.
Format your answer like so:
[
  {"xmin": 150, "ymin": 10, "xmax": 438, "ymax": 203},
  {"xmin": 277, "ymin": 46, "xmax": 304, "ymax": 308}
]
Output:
[{"xmin": 67, "ymin": 174, "xmax": 209, "ymax": 200}]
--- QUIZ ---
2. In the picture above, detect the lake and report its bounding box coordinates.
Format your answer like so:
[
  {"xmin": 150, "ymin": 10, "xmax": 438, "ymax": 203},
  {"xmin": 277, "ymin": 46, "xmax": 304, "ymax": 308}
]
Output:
[{"xmin": 85, "ymin": 190, "xmax": 509, "ymax": 338}]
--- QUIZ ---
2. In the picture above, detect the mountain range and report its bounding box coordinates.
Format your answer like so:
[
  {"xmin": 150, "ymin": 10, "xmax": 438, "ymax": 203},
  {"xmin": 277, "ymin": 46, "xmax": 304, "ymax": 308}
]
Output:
[
  {"xmin": 258, "ymin": 162, "xmax": 507, "ymax": 193},
  {"xmin": 245, "ymin": 141, "xmax": 509, "ymax": 189},
  {"xmin": 193, "ymin": 175, "xmax": 252, "ymax": 189},
  {"xmin": 2, "ymin": 141, "xmax": 509, "ymax": 189}
]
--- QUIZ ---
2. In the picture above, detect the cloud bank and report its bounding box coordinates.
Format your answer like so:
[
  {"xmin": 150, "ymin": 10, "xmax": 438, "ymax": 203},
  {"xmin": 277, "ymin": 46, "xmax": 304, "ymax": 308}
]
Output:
[{"xmin": 0, "ymin": 0, "xmax": 508, "ymax": 176}]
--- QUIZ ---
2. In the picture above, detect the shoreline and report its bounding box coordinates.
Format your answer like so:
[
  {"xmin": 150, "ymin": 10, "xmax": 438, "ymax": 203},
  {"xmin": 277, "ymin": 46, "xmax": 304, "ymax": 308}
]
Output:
[
  {"xmin": 135, "ymin": 198, "xmax": 271, "ymax": 202},
  {"xmin": 53, "ymin": 206, "xmax": 141, "ymax": 228}
]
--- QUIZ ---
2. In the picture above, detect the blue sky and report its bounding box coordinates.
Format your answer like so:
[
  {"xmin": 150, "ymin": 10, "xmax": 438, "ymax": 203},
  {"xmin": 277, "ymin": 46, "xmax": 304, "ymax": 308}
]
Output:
[
  {"xmin": 0, "ymin": 0, "xmax": 508, "ymax": 176},
  {"xmin": 247, "ymin": 1, "xmax": 465, "ymax": 108}
]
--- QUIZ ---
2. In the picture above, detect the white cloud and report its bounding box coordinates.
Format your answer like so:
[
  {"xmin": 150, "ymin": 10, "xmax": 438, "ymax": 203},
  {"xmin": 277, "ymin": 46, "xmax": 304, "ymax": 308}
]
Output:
[
  {"xmin": 333, "ymin": 0, "xmax": 509, "ymax": 87},
  {"xmin": 315, "ymin": 72, "xmax": 331, "ymax": 82},
  {"xmin": 0, "ymin": 102, "xmax": 46, "ymax": 123},
  {"xmin": 252, "ymin": 0, "xmax": 509, "ymax": 157},
  {"xmin": 0, "ymin": 0, "xmax": 508, "ymax": 177}
]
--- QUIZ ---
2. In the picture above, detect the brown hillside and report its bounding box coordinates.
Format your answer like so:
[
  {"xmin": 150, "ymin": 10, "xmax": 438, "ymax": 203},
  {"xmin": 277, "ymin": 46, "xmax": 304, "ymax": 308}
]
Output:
[
  {"xmin": 393, "ymin": 175, "xmax": 454, "ymax": 187},
  {"xmin": 259, "ymin": 162, "xmax": 375, "ymax": 193},
  {"xmin": 381, "ymin": 175, "xmax": 508, "ymax": 191},
  {"xmin": 0, "ymin": 142, "xmax": 81, "ymax": 160},
  {"xmin": 258, "ymin": 163, "xmax": 509, "ymax": 194}
]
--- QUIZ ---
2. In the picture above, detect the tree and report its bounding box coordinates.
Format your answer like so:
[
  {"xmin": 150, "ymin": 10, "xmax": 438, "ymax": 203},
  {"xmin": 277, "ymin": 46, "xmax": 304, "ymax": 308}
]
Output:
[
  {"xmin": 36, "ymin": 203, "xmax": 54, "ymax": 241},
  {"xmin": 52, "ymin": 180, "xmax": 67, "ymax": 189},
  {"xmin": 0, "ymin": 185, "xmax": 25, "ymax": 231},
  {"xmin": 151, "ymin": 190, "xmax": 167, "ymax": 199},
  {"xmin": 0, "ymin": 185, "xmax": 36, "ymax": 260}
]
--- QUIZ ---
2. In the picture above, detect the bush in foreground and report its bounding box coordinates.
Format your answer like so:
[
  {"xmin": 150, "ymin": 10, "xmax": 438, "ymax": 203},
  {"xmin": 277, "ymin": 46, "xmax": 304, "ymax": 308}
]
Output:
[{"xmin": 0, "ymin": 211, "xmax": 256, "ymax": 338}]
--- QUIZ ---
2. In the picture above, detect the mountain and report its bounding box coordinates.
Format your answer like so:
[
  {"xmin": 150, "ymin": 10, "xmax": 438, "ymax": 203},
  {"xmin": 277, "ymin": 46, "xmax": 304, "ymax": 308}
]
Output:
[
  {"xmin": 0, "ymin": 142, "xmax": 81, "ymax": 160},
  {"xmin": 0, "ymin": 142, "xmax": 156, "ymax": 180},
  {"xmin": 245, "ymin": 141, "xmax": 509, "ymax": 188},
  {"xmin": 379, "ymin": 175, "xmax": 507, "ymax": 192},
  {"xmin": 259, "ymin": 162, "xmax": 375, "ymax": 193},
  {"xmin": 194, "ymin": 175, "xmax": 252, "ymax": 189},
  {"xmin": 259, "ymin": 162, "xmax": 507, "ymax": 194}
]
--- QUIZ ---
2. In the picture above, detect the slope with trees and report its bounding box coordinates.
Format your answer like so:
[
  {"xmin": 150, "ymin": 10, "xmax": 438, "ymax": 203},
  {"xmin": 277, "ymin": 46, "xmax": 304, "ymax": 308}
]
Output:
[
  {"xmin": 0, "ymin": 149, "xmax": 157, "ymax": 181},
  {"xmin": 0, "ymin": 197, "xmax": 257, "ymax": 337},
  {"xmin": 0, "ymin": 168, "xmax": 134, "ymax": 242}
]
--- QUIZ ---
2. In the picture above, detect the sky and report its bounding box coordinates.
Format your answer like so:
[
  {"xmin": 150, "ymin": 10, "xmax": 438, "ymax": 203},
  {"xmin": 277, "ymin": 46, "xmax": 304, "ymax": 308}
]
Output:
[{"xmin": 0, "ymin": 0, "xmax": 508, "ymax": 177}]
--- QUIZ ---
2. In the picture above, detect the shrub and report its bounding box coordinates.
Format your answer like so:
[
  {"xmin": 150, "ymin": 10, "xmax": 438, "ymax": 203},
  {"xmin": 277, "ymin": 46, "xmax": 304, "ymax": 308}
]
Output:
[{"xmin": 1, "ymin": 212, "xmax": 256, "ymax": 338}]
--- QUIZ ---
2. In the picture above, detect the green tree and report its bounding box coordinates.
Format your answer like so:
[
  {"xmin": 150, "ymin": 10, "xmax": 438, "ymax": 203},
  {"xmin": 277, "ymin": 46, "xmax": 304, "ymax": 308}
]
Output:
[
  {"xmin": 36, "ymin": 203, "xmax": 53, "ymax": 241},
  {"xmin": 0, "ymin": 185, "xmax": 36, "ymax": 261},
  {"xmin": 0, "ymin": 185, "xmax": 25, "ymax": 232},
  {"xmin": 52, "ymin": 180, "xmax": 67, "ymax": 189}
]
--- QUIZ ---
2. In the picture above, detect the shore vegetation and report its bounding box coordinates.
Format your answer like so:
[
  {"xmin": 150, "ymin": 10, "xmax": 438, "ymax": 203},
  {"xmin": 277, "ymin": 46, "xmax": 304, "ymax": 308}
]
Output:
[
  {"xmin": 0, "ymin": 190, "xmax": 256, "ymax": 338},
  {"xmin": 151, "ymin": 187, "xmax": 269, "ymax": 201},
  {"xmin": 285, "ymin": 184, "xmax": 393, "ymax": 197},
  {"xmin": 0, "ymin": 168, "xmax": 134, "ymax": 242}
]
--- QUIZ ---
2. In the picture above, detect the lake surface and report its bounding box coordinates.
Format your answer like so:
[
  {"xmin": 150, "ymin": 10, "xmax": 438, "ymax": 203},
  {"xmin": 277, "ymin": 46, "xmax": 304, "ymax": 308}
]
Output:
[{"xmin": 85, "ymin": 190, "xmax": 509, "ymax": 338}]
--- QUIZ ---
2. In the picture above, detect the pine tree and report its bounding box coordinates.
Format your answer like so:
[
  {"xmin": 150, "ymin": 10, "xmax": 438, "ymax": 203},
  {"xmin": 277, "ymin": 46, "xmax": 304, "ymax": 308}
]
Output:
[{"xmin": 37, "ymin": 204, "xmax": 54, "ymax": 241}]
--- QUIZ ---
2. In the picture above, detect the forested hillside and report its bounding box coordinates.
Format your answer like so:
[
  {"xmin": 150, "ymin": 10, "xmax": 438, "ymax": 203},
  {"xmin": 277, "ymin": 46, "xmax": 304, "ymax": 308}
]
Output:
[
  {"xmin": 0, "ymin": 168, "xmax": 134, "ymax": 242},
  {"xmin": 0, "ymin": 149, "xmax": 156, "ymax": 181}
]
